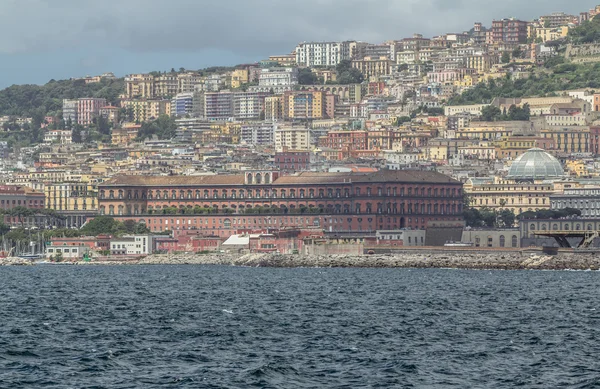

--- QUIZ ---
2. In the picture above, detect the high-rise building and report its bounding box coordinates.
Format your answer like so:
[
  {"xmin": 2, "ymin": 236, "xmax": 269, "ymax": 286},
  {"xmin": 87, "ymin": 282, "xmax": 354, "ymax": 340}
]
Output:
[
  {"xmin": 492, "ymin": 18, "xmax": 528, "ymax": 44},
  {"xmin": 295, "ymin": 41, "xmax": 366, "ymax": 67},
  {"xmin": 283, "ymin": 91, "xmax": 327, "ymax": 120},
  {"xmin": 240, "ymin": 122, "xmax": 277, "ymax": 145},
  {"xmin": 171, "ymin": 93, "xmax": 195, "ymax": 117},
  {"xmin": 62, "ymin": 99, "xmax": 78, "ymax": 125},
  {"xmin": 121, "ymin": 99, "xmax": 171, "ymax": 123},
  {"xmin": 204, "ymin": 92, "xmax": 234, "ymax": 121},
  {"xmin": 125, "ymin": 74, "xmax": 155, "ymax": 98},
  {"xmin": 77, "ymin": 98, "xmax": 107, "ymax": 126}
]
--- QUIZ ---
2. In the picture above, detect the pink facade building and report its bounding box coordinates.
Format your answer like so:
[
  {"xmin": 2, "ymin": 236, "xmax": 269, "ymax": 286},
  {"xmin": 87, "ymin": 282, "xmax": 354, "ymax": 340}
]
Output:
[{"xmin": 77, "ymin": 98, "xmax": 107, "ymax": 126}]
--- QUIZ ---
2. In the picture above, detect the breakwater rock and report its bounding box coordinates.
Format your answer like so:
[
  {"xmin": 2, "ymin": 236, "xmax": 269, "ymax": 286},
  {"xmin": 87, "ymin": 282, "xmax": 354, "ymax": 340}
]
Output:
[
  {"xmin": 5, "ymin": 251, "xmax": 600, "ymax": 270},
  {"xmin": 133, "ymin": 251, "xmax": 600, "ymax": 270}
]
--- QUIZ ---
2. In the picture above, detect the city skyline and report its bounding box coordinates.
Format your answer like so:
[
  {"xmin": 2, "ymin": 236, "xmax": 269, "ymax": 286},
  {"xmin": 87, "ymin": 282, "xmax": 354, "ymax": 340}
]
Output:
[{"xmin": 0, "ymin": 0, "xmax": 596, "ymax": 88}]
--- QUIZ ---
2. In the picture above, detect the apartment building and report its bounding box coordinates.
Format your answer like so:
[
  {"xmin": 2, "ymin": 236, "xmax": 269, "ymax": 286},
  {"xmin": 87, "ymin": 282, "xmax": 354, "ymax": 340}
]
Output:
[
  {"xmin": 492, "ymin": 18, "xmax": 528, "ymax": 43},
  {"xmin": 541, "ymin": 127, "xmax": 591, "ymax": 153},
  {"xmin": 265, "ymin": 96, "xmax": 284, "ymax": 121},
  {"xmin": 275, "ymin": 127, "xmax": 311, "ymax": 151},
  {"xmin": 177, "ymin": 72, "xmax": 203, "ymax": 94},
  {"xmin": 351, "ymin": 56, "xmax": 394, "ymax": 79},
  {"xmin": 240, "ymin": 122, "xmax": 276, "ymax": 145},
  {"xmin": 62, "ymin": 99, "xmax": 78, "ymax": 124},
  {"xmin": 258, "ymin": 68, "xmax": 299, "ymax": 87},
  {"xmin": 77, "ymin": 98, "xmax": 107, "ymax": 126},
  {"xmin": 295, "ymin": 41, "xmax": 366, "ymax": 67},
  {"xmin": 125, "ymin": 74, "xmax": 155, "ymax": 98},
  {"xmin": 121, "ymin": 99, "xmax": 171, "ymax": 123},
  {"xmin": 283, "ymin": 91, "xmax": 328, "ymax": 120},
  {"xmin": 204, "ymin": 92, "xmax": 234, "ymax": 121},
  {"xmin": 171, "ymin": 93, "xmax": 195, "ymax": 117},
  {"xmin": 539, "ymin": 12, "xmax": 578, "ymax": 28}
]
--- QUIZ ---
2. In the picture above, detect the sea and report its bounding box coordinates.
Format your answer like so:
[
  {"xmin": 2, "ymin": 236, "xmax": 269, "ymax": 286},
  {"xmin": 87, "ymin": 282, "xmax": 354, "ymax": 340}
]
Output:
[{"xmin": 1, "ymin": 265, "xmax": 600, "ymax": 388}]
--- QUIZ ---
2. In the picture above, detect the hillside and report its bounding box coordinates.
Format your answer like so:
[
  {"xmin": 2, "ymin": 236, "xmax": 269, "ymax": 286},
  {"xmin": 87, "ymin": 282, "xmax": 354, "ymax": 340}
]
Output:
[
  {"xmin": 447, "ymin": 61, "xmax": 600, "ymax": 105},
  {"xmin": 0, "ymin": 78, "xmax": 124, "ymax": 120},
  {"xmin": 449, "ymin": 18, "xmax": 600, "ymax": 106}
]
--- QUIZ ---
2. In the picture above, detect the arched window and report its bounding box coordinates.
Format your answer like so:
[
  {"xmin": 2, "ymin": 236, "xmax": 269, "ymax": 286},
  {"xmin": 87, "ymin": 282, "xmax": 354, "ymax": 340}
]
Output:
[
  {"xmin": 499, "ymin": 235, "xmax": 505, "ymax": 247},
  {"xmin": 512, "ymin": 235, "xmax": 518, "ymax": 247},
  {"xmin": 247, "ymin": 173, "xmax": 253, "ymax": 185},
  {"xmin": 255, "ymin": 173, "xmax": 262, "ymax": 184}
]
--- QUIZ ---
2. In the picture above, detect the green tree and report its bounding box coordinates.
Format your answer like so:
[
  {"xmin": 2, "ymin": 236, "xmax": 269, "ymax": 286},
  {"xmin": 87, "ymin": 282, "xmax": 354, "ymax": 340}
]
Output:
[
  {"xmin": 297, "ymin": 68, "xmax": 319, "ymax": 85},
  {"xmin": 481, "ymin": 105, "xmax": 502, "ymax": 121},
  {"xmin": 497, "ymin": 209, "xmax": 516, "ymax": 228},
  {"xmin": 336, "ymin": 60, "xmax": 364, "ymax": 84},
  {"xmin": 137, "ymin": 115, "xmax": 177, "ymax": 140},
  {"xmin": 501, "ymin": 52, "xmax": 511, "ymax": 64},
  {"xmin": 80, "ymin": 216, "xmax": 123, "ymax": 235}
]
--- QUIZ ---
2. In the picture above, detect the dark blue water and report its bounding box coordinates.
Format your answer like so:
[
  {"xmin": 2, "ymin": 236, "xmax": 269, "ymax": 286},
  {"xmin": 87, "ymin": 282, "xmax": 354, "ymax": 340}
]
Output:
[{"xmin": 1, "ymin": 266, "xmax": 600, "ymax": 388}]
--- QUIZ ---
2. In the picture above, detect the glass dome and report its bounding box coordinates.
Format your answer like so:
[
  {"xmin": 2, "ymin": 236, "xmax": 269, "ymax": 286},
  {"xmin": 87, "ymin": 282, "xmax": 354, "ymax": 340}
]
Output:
[{"xmin": 507, "ymin": 148, "xmax": 564, "ymax": 181}]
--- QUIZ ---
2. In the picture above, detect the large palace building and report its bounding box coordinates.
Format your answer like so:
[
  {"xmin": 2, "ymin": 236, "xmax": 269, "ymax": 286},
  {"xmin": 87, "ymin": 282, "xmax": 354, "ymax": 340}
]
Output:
[{"xmin": 98, "ymin": 170, "xmax": 464, "ymax": 236}]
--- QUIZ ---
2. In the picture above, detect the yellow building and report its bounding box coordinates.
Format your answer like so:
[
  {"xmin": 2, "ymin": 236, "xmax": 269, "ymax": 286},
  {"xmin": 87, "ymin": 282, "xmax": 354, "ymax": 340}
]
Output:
[
  {"xmin": 467, "ymin": 54, "xmax": 497, "ymax": 73},
  {"xmin": 283, "ymin": 91, "xmax": 326, "ymax": 120},
  {"xmin": 121, "ymin": 99, "xmax": 171, "ymax": 123},
  {"xmin": 230, "ymin": 69, "xmax": 249, "ymax": 89},
  {"xmin": 465, "ymin": 177, "xmax": 555, "ymax": 215},
  {"xmin": 464, "ymin": 148, "xmax": 567, "ymax": 215},
  {"xmin": 495, "ymin": 136, "xmax": 555, "ymax": 159},
  {"xmin": 154, "ymin": 74, "xmax": 178, "ymax": 98},
  {"xmin": 566, "ymin": 160, "xmax": 588, "ymax": 177},
  {"xmin": 457, "ymin": 124, "xmax": 515, "ymax": 140},
  {"xmin": 44, "ymin": 182, "xmax": 98, "ymax": 212},
  {"xmin": 125, "ymin": 74, "xmax": 155, "ymax": 99},
  {"xmin": 351, "ymin": 56, "xmax": 394, "ymax": 79},
  {"xmin": 111, "ymin": 126, "xmax": 140, "ymax": 145},
  {"xmin": 454, "ymin": 74, "xmax": 476, "ymax": 88},
  {"xmin": 541, "ymin": 127, "xmax": 590, "ymax": 153},
  {"xmin": 531, "ymin": 26, "xmax": 569, "ymax": 43},
  {"xmin": 268, "ymin": 54, "xmax": 296, "ymax": 66},
  {"xmin": 265, "ymin": 96, "xmax": 284, "ymax": 121}
]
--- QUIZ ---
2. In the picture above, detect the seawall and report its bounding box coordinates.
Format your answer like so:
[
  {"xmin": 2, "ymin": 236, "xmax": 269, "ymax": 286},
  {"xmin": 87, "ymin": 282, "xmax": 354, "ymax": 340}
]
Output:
[{"xmin": 9, "ymin": 250, "xmax": 600, "ymax": 270}]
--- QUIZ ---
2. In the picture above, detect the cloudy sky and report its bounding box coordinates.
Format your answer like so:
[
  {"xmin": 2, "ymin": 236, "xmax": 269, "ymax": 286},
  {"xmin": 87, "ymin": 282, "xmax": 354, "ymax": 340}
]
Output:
[{"xmin": 0, "ymin": 0, "xmax": 597, "ymax": 87}]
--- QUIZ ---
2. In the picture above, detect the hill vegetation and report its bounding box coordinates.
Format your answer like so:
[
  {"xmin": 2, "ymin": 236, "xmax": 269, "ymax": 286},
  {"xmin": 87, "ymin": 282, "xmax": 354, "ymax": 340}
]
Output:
[
  {"xmin": 448, "ymin": 62, "xmax": 600, "ymax": 105},
  {"xmin": 0, "ymin": 78, "xmax": 123, "ymax": 122},
  {"xmin": 569, "ymin": 15, "xmax": 600, "ymax": 44}
]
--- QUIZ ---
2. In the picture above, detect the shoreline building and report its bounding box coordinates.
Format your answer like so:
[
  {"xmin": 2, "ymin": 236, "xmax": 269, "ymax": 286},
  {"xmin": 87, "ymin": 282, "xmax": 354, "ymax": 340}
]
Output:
[{"xmin": 98, "ymin": 170, "xmax": 464, "ymax": 235}]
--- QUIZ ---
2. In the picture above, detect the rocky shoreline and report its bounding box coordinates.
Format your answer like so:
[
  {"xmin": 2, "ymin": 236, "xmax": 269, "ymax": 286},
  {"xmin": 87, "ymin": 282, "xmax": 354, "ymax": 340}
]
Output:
[{"xmin": 3, "ymin": 251, "xmax": 600, "ymax": 270}]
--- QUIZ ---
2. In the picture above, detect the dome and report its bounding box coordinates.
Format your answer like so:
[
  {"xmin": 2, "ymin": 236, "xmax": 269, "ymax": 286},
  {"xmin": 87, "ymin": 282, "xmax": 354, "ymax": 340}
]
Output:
[{"xmin": 507, "ymin": 148, "xmax": 564, "ymax": 181}]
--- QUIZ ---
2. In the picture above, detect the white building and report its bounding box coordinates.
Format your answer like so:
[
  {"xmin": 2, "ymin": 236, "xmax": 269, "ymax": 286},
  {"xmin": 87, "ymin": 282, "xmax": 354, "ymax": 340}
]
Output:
[
  {"xmin": 43, "ymin": 130, "xmax": 72, "ymax": 144},
  {"xmin": 110, "ymin": 235, "xmax": 156, "ymax": 256},
  {"xmin": 46, "ymin": 244, "xmax": 90, "ymax": 259},
  {"xmin": 376, "ymin": 230, "xmax": 426, "ymax": 246},
  {"xmin": 62, "ymin": 99, "xmax": 78, "ymax": 124},
  {"xmin": 258, "ymin": 68, "xmax": 298, "ymax": 87},
  {"xmin": 295, "ymin": 41, "xmax": 365, "ymax": 67},
  {"xmin": 551, "ymin": 187, "xmax": 600, "ymax": 218},
  {"xmin": 241, "ymin": 122, "xmax": 276, "ymax": 145},
  {"xmin": 275, "ymin": 127, "xmax": 311, "ymax": 152}
]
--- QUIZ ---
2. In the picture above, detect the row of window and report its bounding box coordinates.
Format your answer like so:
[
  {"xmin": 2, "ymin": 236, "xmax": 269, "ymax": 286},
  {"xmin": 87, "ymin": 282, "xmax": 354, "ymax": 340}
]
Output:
[
  {"xmin": 99, "ymin": 187, "xmax": 462, "ymax": 200},
  {"xmin": 100, "ymin": 203, "xmax": 463, "ymax": 216}
]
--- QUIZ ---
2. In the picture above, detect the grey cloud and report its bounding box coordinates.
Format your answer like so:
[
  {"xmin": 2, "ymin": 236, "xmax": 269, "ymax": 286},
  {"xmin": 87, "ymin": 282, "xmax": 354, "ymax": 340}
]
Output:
[{"xmin": 0, "ymin": 0, "xmax": 597, "ymax": 56}]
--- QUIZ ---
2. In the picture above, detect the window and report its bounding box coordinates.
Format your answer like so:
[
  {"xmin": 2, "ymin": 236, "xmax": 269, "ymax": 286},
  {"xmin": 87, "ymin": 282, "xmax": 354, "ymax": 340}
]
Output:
[{"xmin": 499, "ymin": 235, "xmax": 505, "ymax": 248}]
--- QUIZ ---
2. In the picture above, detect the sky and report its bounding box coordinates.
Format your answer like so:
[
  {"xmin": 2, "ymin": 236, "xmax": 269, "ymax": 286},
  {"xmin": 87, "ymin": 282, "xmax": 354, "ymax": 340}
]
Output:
[{"xmin": 0, "ymin": 0, "xmax": 597, "ymax": 88}]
